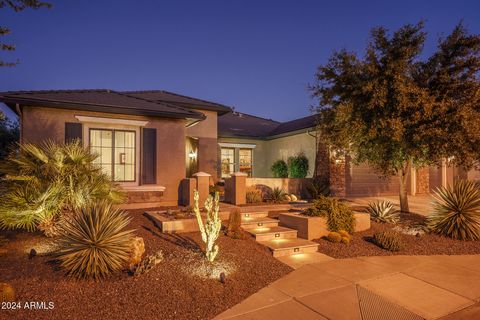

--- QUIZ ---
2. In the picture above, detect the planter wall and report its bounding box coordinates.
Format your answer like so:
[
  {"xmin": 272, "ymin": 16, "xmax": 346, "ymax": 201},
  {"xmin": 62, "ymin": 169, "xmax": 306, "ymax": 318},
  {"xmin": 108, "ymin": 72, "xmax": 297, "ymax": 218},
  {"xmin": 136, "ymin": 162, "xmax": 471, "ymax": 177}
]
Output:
[
  {"xmin": 145, "ymin": 210, "xmax": 231, "ymax": 233},
  {"xmin": 279, "ymin": 212, "xmax": 370, "ymax": 240},
  {"xmin": 246, "ymin": 178, "xmax": 313, "ymax": 199}
]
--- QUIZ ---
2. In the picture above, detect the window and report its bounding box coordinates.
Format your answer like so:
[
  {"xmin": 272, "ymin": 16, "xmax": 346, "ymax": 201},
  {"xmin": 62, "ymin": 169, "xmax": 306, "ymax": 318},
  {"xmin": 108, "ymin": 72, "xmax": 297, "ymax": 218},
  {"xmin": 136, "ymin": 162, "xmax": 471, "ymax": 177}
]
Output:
[
  {"xmin": 239, "ymin": 149, "xmax": 253, "ymax": 177},
  {"xmin": 221, "ymin": 148, "xmax": 235, "ymax": 178},
  {"xmin": 90, "ymin": 129, "xmax": 136, "ymax": 182}
]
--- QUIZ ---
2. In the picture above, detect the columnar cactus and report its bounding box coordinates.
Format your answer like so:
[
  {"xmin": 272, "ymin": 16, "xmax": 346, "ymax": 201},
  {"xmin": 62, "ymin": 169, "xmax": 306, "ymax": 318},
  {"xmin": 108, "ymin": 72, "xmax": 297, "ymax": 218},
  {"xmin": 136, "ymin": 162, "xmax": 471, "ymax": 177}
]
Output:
[{"xmin": 193, "ymin": 190, "xmax": 221, "ymax": 262}]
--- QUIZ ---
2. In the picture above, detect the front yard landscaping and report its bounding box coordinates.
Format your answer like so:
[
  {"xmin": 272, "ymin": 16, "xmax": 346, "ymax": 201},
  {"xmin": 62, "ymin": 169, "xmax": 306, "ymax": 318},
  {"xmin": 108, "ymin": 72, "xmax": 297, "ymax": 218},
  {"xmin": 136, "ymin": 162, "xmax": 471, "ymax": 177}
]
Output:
[
  {"xmin": 315, "ymin": 211, "xmax": 480, "ymax": 258},
  {"xmin": 0, "ymin": 208, "xmax": 292, "ymax": 320}
]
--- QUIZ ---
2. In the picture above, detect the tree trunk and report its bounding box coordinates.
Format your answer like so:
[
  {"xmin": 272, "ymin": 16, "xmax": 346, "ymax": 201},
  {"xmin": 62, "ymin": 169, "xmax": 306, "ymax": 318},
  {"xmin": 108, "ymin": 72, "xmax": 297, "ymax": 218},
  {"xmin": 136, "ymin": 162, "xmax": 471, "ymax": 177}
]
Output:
[{"xmin": 398, "ymin": 164, "xmax": 410, "ymax": 213}]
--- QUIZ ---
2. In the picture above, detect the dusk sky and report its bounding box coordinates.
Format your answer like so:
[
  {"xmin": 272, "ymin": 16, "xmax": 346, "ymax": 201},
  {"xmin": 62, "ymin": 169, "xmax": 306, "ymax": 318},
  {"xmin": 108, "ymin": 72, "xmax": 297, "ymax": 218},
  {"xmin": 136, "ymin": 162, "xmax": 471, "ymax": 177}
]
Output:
[{"xmin": 1, "ymin": 0, "xmax": 479, "ymax": 122}]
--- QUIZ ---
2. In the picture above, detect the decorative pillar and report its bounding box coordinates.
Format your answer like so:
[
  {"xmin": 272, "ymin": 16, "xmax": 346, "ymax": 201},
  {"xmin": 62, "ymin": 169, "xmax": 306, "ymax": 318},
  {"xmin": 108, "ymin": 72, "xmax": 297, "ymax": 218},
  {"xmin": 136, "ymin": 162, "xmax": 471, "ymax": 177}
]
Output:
[
  {"xmin": 180, "ymin": 178, "xmax": 196, "ymax": 206},
  {"xmin": 329, "ymin": 152, "xmax": 346, "ymax": 197},
  {"xmin": 416, "ymin": 167, "xmax": 430, "ymax": 194},
  {"xmin": 224, "ymin": 172, "xmax": 247, "ymax": 205},
  {"xmin": 193, "ymin": 172, "xmax": 211, "ymax": 207}
]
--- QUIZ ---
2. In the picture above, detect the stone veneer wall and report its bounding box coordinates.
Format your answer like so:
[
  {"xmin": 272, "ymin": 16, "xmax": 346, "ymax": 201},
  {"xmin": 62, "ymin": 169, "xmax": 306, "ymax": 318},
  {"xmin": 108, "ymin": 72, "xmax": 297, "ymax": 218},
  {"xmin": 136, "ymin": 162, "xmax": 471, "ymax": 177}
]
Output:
[
  {"xmin": 416, "ymin": 167, "xmax": 430, "ymax": 194},
  {"xmin": 314, "ymin": 143, "xmax": 347, "ymax": 197}
]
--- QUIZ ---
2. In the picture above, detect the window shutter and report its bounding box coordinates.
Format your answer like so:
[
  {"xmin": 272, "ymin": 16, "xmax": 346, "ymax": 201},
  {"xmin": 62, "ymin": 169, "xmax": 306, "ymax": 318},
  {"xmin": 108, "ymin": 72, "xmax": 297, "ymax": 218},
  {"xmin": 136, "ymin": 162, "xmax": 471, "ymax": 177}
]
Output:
[
  {"xmin": 65, "ymin": 122, "xmax": 83, "ymax": 143},
  {"xmin": 142, "ymin": 128, "xmax": 157, "ymax": 184}
]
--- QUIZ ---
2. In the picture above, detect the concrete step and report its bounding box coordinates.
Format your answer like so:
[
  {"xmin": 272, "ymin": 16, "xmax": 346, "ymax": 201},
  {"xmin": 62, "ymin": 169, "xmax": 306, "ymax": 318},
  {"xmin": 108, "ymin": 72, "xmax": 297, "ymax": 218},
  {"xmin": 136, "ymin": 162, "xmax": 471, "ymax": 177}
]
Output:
[
  {"xmin": 241, "ymin": 217, "xmax": 279, "ymax": 230},
  {"xmin": 241, "ymin": 211, "xmax": 268, "ymax": 220},
  {"xmin": 247, "ymin": 226, "xmax": 298, "ymax": 241},
  {"xmin": 258, "ymin": 238, "xmax": 319, "ymax": 258}
]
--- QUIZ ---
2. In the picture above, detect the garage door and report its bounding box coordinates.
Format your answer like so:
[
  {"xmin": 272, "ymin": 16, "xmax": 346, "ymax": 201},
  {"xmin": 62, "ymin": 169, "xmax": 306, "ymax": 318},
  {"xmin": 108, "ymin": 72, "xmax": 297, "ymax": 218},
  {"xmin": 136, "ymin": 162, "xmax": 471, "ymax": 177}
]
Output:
[{"xmin": 345, "ymin": 161, "xmax": 400, "ymax": 196}]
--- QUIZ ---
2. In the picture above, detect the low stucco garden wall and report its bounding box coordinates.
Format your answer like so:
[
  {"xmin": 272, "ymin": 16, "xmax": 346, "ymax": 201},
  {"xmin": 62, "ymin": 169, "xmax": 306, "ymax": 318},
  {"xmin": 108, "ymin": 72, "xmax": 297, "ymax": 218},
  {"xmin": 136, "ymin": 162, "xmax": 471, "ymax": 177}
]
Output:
[{"xmin": 246, "ymin": 177, "xmax": 313, "ymax": 199}]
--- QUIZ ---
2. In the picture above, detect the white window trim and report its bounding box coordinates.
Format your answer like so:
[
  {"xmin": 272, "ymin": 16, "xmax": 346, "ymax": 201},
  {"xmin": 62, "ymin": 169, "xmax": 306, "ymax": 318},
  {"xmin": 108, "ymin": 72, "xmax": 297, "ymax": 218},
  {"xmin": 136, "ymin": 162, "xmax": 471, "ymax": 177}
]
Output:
[
  {"xmin": 75, "ymin": 115, "xmax": 149, "ymax": 127},
  {"xmin": 218, "ymin": 142, "xmax": 256, "ymax": 149}
]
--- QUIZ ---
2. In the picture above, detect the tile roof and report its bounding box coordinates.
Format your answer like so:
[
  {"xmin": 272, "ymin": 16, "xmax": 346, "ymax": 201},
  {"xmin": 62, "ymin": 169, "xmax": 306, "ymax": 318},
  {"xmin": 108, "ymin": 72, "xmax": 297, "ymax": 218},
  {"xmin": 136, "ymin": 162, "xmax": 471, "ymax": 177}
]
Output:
[
  {"xmin": 123, "ymin": 90, "xmax": 232, "ymax": 114},
  {"xmin": 218, "ymin": 111, "xmax": 281, "ymax": 138},
  {"xmin": 0, "ymin": 89, "xmax": 205, "ymax": 120},
  {"xmin": 268, "ymin": 114, "xmax": 317, "ymax": 136},
  {"xmin": 218, "ymin": 112, "xmax": 317, "ymax": 138}
]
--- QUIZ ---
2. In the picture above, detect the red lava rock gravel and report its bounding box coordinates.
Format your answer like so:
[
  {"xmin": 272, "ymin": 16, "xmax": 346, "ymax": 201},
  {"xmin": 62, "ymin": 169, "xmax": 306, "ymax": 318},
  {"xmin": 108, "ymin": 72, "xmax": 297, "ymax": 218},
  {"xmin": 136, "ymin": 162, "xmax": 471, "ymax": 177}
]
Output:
[
  {"xmin": 315, "ymin": 212, "xmax": 480, "ymax": 258},
  {"xmin": 0, "ymin": 208, "xmax": 292, "ymax": 320}
]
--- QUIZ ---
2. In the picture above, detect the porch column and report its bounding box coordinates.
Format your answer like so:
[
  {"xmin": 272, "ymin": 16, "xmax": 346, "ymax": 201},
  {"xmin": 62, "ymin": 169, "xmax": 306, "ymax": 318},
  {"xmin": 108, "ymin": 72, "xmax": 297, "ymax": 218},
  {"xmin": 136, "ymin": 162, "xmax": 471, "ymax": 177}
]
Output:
[
  {"xmin": 193, "ymin": 172, "xmax": 211, "ymax": 207},
  {"xmin": 224, "ymin": 172, "xmax": 247, "ymax": 205}
]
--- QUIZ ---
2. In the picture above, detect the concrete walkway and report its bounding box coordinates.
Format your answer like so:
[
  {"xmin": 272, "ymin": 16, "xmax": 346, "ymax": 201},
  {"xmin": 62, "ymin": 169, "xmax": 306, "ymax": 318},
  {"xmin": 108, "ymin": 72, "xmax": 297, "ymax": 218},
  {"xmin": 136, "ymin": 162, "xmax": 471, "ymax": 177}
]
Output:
[{"xmin": 215, "ymin": 255, "xmax": 480, "ymax": 320}]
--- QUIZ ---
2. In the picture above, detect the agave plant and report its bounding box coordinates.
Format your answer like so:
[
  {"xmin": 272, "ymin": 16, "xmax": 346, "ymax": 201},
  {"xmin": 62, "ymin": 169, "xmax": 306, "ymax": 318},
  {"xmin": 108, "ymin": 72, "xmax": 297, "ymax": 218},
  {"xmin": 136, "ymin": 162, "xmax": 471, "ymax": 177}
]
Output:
[
  {"xmin": 56, "ymin": 201, "xmax": 134, "ymax": 280},
  {"xmin": 367, "ymin": 200, "xmax": 400, "ymax": 224},
  {"xmin": 428, "ymin": 180, "xmax": 480, "ymax": 241},
  {"xmin": 269, "ymin": 187, "xmax": 286, "ymax": 203},
  {"xmin": 0, "ymin": 140, "xmax": 124, "ymax": 235}
]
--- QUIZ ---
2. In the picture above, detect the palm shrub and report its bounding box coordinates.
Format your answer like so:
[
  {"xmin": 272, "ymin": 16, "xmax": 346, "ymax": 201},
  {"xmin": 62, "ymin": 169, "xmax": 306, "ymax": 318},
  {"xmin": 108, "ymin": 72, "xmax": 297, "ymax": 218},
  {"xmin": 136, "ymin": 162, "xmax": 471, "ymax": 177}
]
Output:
[
  {"xmin": 56, "ymin": 201, "xmax": 134, "ymax": 280},
  {"xmin": 367, "ymin": 200, "xmax": 400, "ymax": 224},
  {"xmin": 428, "ymin": 180, "xmax": 480, "ymax": 241},
  {"xmin": 0, "ymin": 140, "xmax": 124, "ymax": 236},
  {"xmin": 304, "ymin": 196, "xmax": 355, "ymax": 233},
  {"xmin": 287, "ymin": 153, "xmax": 309, "ymax": 178},
  {"xmin": 268, "ymin": 187, "xmax": 286, "ymax": 203},
  {"xmin": 271, "ymin": 160, "xmax": 288, "ymax": 178}
]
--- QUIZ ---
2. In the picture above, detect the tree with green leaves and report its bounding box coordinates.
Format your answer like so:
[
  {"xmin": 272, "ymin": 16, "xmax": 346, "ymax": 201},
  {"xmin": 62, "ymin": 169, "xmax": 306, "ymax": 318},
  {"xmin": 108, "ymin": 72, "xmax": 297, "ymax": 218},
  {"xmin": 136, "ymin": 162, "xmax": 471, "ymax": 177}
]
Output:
[
  {"xmin": 310, "ymin": 22, "xmax": 480, "ymax": 212},
  {"xmin": 1, "ymin": 0, "xmax": 52, "ymax": 67}
]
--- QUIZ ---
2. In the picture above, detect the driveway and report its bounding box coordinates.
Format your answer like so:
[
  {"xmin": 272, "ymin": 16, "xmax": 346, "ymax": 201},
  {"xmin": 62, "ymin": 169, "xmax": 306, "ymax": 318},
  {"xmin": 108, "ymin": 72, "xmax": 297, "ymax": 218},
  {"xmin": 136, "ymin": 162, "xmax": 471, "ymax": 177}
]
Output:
[{"xmin": 215, "ymin": 255, "xmax": 480, "ymax": 319}]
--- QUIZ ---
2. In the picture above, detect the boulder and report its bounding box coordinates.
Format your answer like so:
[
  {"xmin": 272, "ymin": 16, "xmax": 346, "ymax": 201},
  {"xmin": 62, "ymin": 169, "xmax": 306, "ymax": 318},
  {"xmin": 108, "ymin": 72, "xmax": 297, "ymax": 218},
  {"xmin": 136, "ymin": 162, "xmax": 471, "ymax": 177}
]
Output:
[
  {"xmin": 127, "ymin": 237, "xmax": 145, "ymax": 270},
  {"xmin": 0, "ymin": 283, "xmax": 15, "ymax": 302}
]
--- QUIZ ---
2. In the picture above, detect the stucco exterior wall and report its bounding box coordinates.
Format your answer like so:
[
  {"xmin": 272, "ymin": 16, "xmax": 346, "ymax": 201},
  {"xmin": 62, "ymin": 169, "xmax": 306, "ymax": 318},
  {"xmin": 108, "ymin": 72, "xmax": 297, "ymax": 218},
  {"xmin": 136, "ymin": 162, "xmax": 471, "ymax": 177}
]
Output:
[
  {"xmin": 218, "ymin": 131, "xmax": 316, "ymax": 178},
  {"xmin": 217, "ymin": 137, "xmax": 269, "ymax": 177},
  {"xmin": 186, "ymin": 110, "xmax": 218, "ymax": 180},
  {"xmin": 21, "ymin": 106, "xmax": 186, "ymax": 205},
  {"xmin": 265, "ymin": 132, "xmax": 316, "ymax": 178}
]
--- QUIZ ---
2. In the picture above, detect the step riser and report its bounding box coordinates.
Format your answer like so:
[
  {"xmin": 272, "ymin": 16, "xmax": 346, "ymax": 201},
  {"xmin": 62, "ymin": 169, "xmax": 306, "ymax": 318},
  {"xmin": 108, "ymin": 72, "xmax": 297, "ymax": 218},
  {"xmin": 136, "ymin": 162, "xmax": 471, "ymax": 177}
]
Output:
[
  {"xmin": 255, "ymin": 232, "xmax": 297, "ymax": 242},
  {"xmin": 242, "ymin": 212, "xmax": 268, "ymax": 220},
  {"xmin": 242, "ymin": 221, "xmax": 279, "ymax": 230},
  {"xmin": 272, "ymin": 245, "xmax": 319, "ymax": 258}
]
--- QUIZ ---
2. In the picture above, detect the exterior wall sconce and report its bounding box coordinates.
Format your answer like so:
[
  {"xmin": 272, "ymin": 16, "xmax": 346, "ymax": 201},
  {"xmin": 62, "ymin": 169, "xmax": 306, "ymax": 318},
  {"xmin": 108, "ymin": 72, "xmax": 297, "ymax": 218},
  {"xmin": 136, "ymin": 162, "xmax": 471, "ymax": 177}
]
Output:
[{"xmin": 188, "ymin": 150, "xmax": 197, "ymax": 159}]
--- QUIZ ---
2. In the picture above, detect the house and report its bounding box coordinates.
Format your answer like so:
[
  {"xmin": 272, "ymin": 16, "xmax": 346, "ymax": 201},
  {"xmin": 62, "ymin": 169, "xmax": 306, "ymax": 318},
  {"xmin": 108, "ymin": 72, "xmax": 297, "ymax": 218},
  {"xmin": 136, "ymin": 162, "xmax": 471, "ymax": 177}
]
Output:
[{"xmin": 1, "ymin": 89, "xmax": 477, "ymax": 206}]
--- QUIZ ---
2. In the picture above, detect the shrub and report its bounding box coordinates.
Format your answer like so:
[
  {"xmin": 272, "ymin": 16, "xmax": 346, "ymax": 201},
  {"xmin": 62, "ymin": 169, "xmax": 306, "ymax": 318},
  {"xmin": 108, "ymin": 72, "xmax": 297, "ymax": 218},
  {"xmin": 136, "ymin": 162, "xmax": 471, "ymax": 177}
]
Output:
[
  {"xmin": 304, "ymin": 196, "xmax": 355, "ymax": 233},
  {"xmin": 373, "ymin": 231, "xmax": 405, "ymax": 251},
  {"xmin": 246, "ymin": 187, "xmax": 263, "ymax": 203},
  {"xmin": 194, "ymin": 190, "xmax": 221, "ymax": 262},
  {"xmin": 0, "ymin": 141, "xmax": 124, "ymax": 236},
  {"xmin": 268, "ymin": 187, "xmax": 286, "ymax": 203},
  {"xmin": 226, "ymin": 208, "xmax": 245, "ymax": 239},
  {"xmin": 271, "ymin": 160, "xmax": 288, "ymax": 178},
  {"xmin": 428, "ymin": 180, "xmax": 480, "ymax": 241},
  {"xmin": 287, "ymin": 153, "xmax": 309, "ymax": 178},
  {"xmin": 306, "ymin": 176, "xmax": 330, "ymax": 198},
  {"xmin": 367, "ymin": 200, "xmax": 400, "ymax": 224},
  {"xmin": 56, "ymin": 201, "xmax": 134, "ymax": 280},
  {"xmin": 327, "ymin": 231, "xmax": 342, "ymax": 243},
  {"xmin": 0, "ymin": 283, "xmax": 15, "ymax": 302}
]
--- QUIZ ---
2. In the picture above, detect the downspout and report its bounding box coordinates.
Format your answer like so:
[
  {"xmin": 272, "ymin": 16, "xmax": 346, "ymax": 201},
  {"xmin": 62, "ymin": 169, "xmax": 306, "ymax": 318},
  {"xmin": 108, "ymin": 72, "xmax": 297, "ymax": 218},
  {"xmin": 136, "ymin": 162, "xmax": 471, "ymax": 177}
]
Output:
[{"xmin": 15, "ymin": 103, "xmax": 22, "ymax": 143}]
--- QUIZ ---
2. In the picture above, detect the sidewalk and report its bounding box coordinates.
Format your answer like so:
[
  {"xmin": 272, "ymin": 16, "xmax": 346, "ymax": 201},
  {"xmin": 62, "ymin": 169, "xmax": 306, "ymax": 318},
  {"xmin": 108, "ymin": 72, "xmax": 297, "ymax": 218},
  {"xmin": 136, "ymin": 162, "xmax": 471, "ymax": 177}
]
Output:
[{"xmin": 215, "ymin": 255, "xmax": 480, "ymax": 320}]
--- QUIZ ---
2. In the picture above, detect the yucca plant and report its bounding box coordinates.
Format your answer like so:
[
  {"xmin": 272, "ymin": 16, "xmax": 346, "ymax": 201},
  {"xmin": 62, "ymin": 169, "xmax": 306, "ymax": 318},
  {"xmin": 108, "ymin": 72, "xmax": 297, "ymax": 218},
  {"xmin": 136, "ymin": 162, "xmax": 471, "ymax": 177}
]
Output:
[
  {"xmin": 0, "ymin": 140, "xmax": 124, "ymax": 235},
  {"xmin": 269, "ymin": 187, "xmax": 286, "ymax": 203},
  {"xmin": 56, "ymin": 201, "xmax": 134, "ymax": 280},
  {"xmin": 428, "ymin": 180, "xmax": 480, "ymax": 241},
  {"xmin": 367, "ymin": 200, "xmax": 400, "ymax": 224}
]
